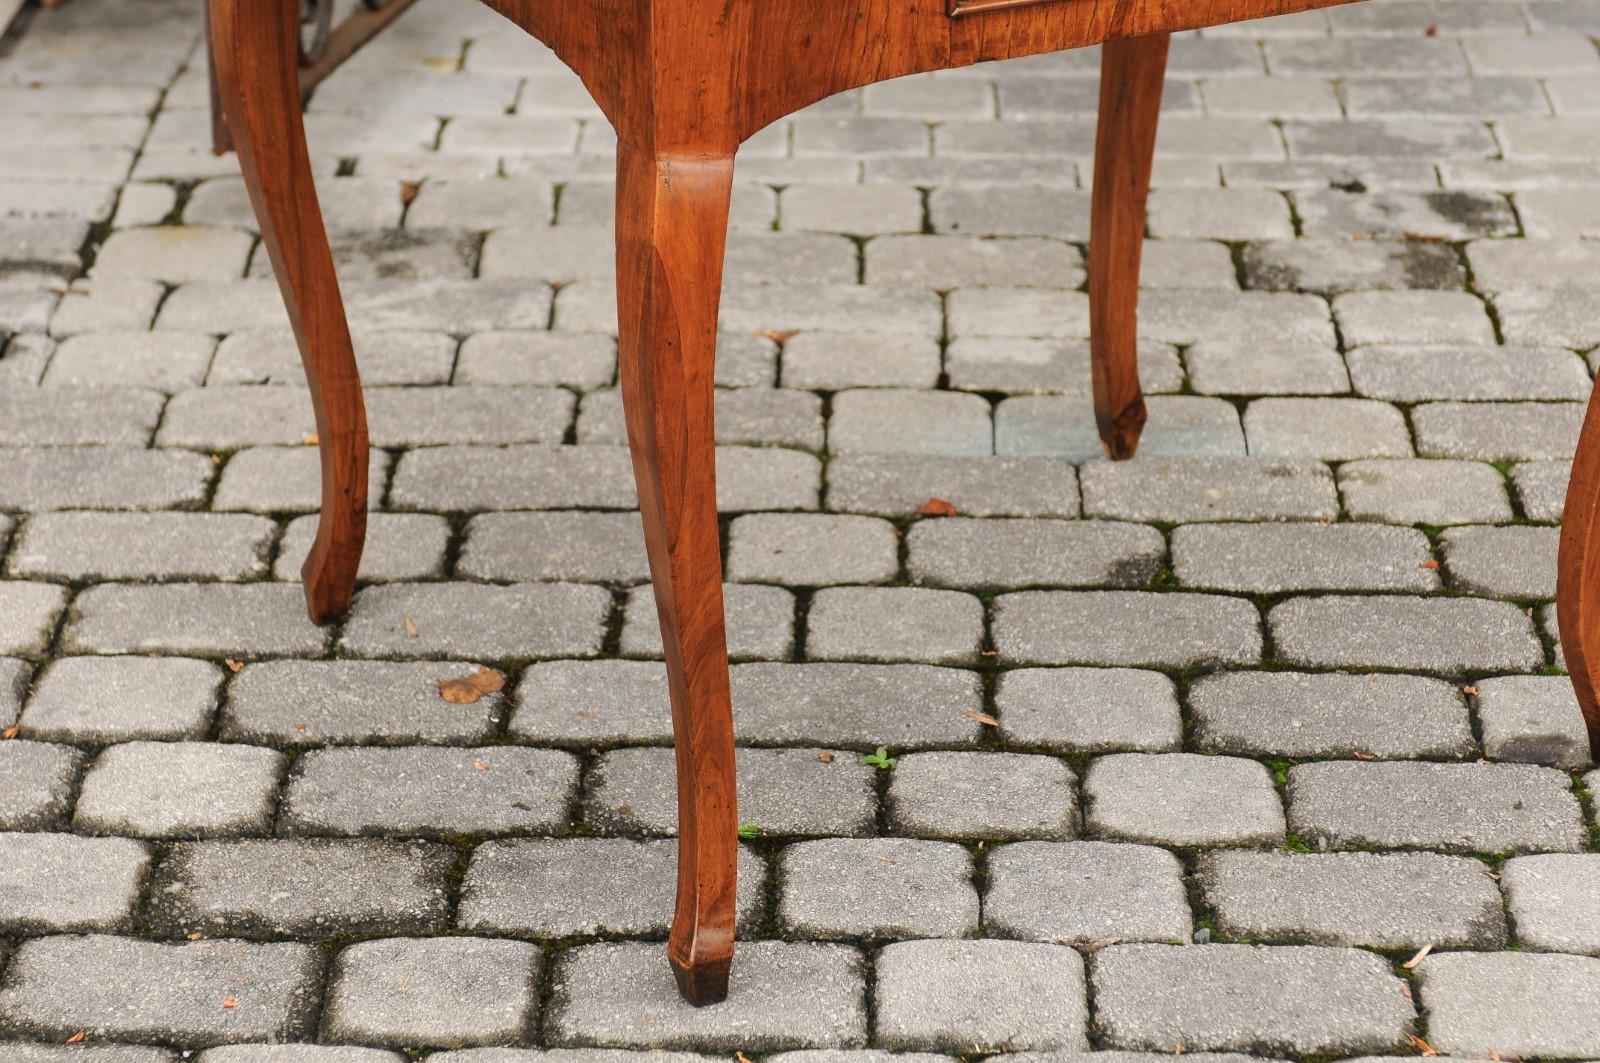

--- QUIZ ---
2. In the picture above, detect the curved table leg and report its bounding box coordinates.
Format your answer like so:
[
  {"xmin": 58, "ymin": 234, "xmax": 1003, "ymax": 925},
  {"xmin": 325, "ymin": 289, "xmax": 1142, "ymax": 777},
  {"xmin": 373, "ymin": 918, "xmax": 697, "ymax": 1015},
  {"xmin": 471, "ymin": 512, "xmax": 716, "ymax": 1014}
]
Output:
[
  {"xmin": 1557, "ymin": 383, "xmax": 1600, "ymax": 760},
  {"xmin": 210, "ymin": 0, "xmax": 369, "ymax": 623},
  {"xmin": 1089, "ymin": 32, "xmax": 1169, "ymax": 460},
  {"xmin": 614, "ymin": 142, "xmax": 740, "ymax": 1006}
]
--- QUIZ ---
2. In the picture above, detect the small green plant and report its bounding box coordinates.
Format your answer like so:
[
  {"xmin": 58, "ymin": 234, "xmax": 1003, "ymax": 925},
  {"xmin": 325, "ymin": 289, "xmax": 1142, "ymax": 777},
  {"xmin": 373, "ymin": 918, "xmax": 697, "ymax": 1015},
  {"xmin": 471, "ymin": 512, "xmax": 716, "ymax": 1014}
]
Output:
[
  {"xmin": 859, "ymin": 746, "xmax": 896, "ymax": 770},
  {"xmin": 736, "ymin": 823, "xmax": 761, "ymax": 839}
]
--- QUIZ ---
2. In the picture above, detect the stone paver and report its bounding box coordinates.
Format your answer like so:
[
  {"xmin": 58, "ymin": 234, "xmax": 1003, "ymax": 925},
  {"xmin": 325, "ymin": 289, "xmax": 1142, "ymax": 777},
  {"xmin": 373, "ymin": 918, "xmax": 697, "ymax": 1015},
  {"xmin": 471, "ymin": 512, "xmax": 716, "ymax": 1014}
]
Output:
[
  {"xmin": 5, "ymin": 1, "xmax": 1600, "ymax": 1055},
  {"xmin": 1092, "ymin": 944, "xmax": 1414, "ymax": 1055}
]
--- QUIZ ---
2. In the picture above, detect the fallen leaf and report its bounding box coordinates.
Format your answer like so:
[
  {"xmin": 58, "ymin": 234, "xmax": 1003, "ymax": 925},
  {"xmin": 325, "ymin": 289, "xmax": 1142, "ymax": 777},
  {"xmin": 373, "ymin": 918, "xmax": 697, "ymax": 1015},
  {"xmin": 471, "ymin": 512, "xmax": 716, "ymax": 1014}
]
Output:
[
  {"xmin": 64, "ymin": 1032, "xmax": 86, "ymax": 1045},
  {"xmin": 1408, "ymin": 1034, "xmax": 1439, "ymax": 1056},
  {"xmin": 221, "ymin": 997, "xmax": 238, "ymax": 1010},
  {"xmin": 1401, "ymin": 982, "xmax": 1413, "ymax": 999},
  {"xmin": 400, "ymin": 181, "xmax": 422, "ymax": 206},
  {"xmin": 1424, "ymin": 23, "xmax": 1438, "ymax": 36},
  {"xmin": 1418, "ymin": 558, "xmax": 1440, "ymax": 570},
  {"xmin": 754, "ymin": 328, "xmax": 800, "ymax": 344},
  {"xmin": 1402, "ymin": 230, "xmax": 1451, "ymax": 243},
  {"xmin": 293, "ymin": 722, "xmax": 308, "ymax": 731},
  {"xmin": 1461, "ymin": 684, "xmax": 1478, "ymax": 696},
  {"xmin": 1490, "ymin": 1051, "xmax": 1501, "ymax": 1061},
  {"xmin": 187, "ymin": 932, "xmax": 204, "ymax": 940},
  {"xmin": 473, "ymin": 760, "xmax": 490, "ymax": 772},
  {"xmin": 1402, "ymin": 942, "xmax": 1434, "ymax": 970},
  {"xmin": 817, "ymin": 751, "xmax": 835, "ymax": 763},
  {"xmin": 225, "ymin": 659, "xmax": 245, "ymax": 673},
  {"xmin": 738, "ymin": 1053, "xmax": 756, "ymax": 1063},
  {"xmin": 1353, "ymin": 750, "xmax": 1377, "ymax": 760},
  {"xmin": 1080, "ymin": 936, "xmax": 1120, "ymax": 953},
  {"xmin": 918, "ymin": 497, "xmax": 959, "ymax": 518},
  {"xmin": 1, "ymin": 726, "xmax": 17, "ymax": 740},
  {"xmin": 303, "ymin": 433, "xmax": 319, "ymax": 446},
  {"xmin": 962, "ymin": 709, "xmax": 1000, "ymax": 727},
  {"xmin": 437, "ymin": 667, "xmax": 506, "ymax": 705},
  {"xmin": 1175, "ymin": 1043, "xmax": 1185, "ymax": 1056},
  {"xmin": 979, "ymin": 649, "xmax": 999, "ymax": 658},
  {"xmin": 403, "ymin": 615, "xmax": 419, "ymax": 638}
]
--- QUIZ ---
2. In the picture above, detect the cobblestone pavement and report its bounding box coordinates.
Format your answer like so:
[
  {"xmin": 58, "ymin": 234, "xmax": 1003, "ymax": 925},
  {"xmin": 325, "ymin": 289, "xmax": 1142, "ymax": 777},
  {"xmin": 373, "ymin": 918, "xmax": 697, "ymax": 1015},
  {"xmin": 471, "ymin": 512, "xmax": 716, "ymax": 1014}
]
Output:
[{"xmin": 3, "ymin": 0, "xmax": 1600, "ymax": 1057}]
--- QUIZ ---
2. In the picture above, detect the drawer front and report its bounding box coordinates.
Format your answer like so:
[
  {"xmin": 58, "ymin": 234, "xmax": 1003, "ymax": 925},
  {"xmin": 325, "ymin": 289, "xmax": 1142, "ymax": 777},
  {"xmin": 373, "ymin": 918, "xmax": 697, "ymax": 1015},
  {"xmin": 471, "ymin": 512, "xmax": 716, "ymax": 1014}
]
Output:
[{"xmin": 947, "ymin": 0, "xmax": 1060, "ymax": 15}]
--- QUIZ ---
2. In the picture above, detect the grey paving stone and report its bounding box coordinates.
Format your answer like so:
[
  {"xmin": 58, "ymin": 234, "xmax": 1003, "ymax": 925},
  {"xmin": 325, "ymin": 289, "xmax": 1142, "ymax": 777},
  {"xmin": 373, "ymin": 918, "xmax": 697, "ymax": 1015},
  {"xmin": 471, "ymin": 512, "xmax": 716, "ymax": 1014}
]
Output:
[
  {"xmin": 0, "ymin": 1046, "xmax": 178, "ymax": 1063},
  {"xmin": 1338, "ymin": 458, "xmax": 1514, "ymax": 525},
  {"xmin": 0, "ymin": 740, "xmax": 83, "ymax": 830},
  {"xmin": 778, "ymin": 838, "xmax": 978, "ymax": 940},
  {"xmin": 578, "ymin": 387, "xmax": 822, "ymax": 451},
  {"xmin": 212, "ymin": 447, "xmax": 390, "ymax": 515},
  {"xmin": 322, "ymin": 937, "xmax": 540, "ymax": 1049},
  {"xmin": 148, "ymin": 839, "xmax": 453, "ymax": 939},
  {"xmin": 64, "ymin": 584, "xmax": 330, "ymax": 658},
  {"xmin": 1173, "ymin": 522, "xmax": 1437, "ymax": 594},
  {"xmin": 0, "ymin": 581, "xmax": 65, "ymax": 657},
  {"xmin": 197, "ymin": 1049, "xmax": 402, "ymax": 1062},
  {"xmin": 730, "ymin": 662, "xmax": 982, "ymax": 748},
  {"xmin": 931, "ymin": 185, "xmax": 1089, "ymax": 239},
  {"xmin": 1283, "ymin": 117, "xmax": 1496, "ymax": 160},
  {"xmin": 584, "ymin": 745, "xmax": 877, "ymax": 838},
  {"xmin": 93, "ymin": 226, "xmax": 254, "ymax": 284},
  {"xmin": 805, "ymin": 587, "xmax": 984, "ymax": 666},
  {"xmin": 511, "ymin": 660, "xmax": 670, "ymax": 746},
  {"xmin": 210, "ymin": 328, "xmax": 457, "ymax": 388},
  {"xmin": 1442, "ymin": 524, "xmax": 1557, "ymax": 600},
  {"xmin": 459, "ymin": 838, "xmax": 765, "ymax": 938},
  {"xmin": 276, "ymin": 512, "xmax": 449, "ymax": 583},
  {"xmin": 1270, "ymin": 595, "xmax": 1543, "ymax": 674},
  {"xmin": 0, "ymin": 832, "xmax": 150, "ymax": 934},
  {"xmin": 8, "ymin": 512, "xmax": 274, "ymax": 582},
  {"xmin": 620, "ymin": 582, "xmax": 796, "ymax": 662},
  {"xmin": 1335, "ymin": 291, "xmax": 1495, "ymax": 346},
  {"xmin": 994, "ymin": 668, "xmax": 1182, "ymax": 753},
  {"xmin": 1190, "ymin": 671, "xmax": 1475, "ymax": 759},
  {"xmin": 21, "ymin": 656, "xmax": 221, "ymax": 743},
  {"xmin": 0, "ymin": 655, "xmax": 27, "ymax": 728},
  {"xmin": 281, "ymin": 746, "xmax": 579, "ymax": 839},
  {"xmin": 985, "ymin": 841, "xmax": 1192, "ymax": 946},
  {"xmin": 829, "ymin": 389, "xmax": 993, "ymax": 457},
  {"xmin": 1347, "ymin": 346, "xmax": 1590, "ymax": 403},
  {"xmin": 1241, "ymin": 237, "xmax": 1465, "ymax": 294},
  {"xmin": 826, "ymin": 455, "xmax": 1080, "ymax": 519},
  {"xmin": 1513, "ymin": 459, "xmax": 1570, "ymax": 522},
  {"xmin": 888, "ymin": 751, "xmax": 1076, "ymax": 841},
  {"xmin": 48, "ymin": 278, "xmax": 160, "ymax": 336},
  {"xmin": 996, "ymin": 395, "xmax": 1243, "ymax": 461},
  {"xmin": 1496, "ymin": 287, "xmax": 1600, "ymax": 348},
  {"xmin": 45, "ymin": 331, "xmax": 217, "ymax": 391},
  {"xmin": 1414, "ymin": 401, "xmax": 1584, "ymax": 462},
  {"xmin": 1243, "ymin": 398, "xmax": 1411, "ymax": 460},
  {"xmin": 1091, "ymin": 944, "xmax": 1414, "ymax": 1055},
  {"xmin": 875, "ymin": 939, "xmax": 1088, "ymax": 1053},
  {"xmin": 1084, "ymin": 753, "xmax": 1284, "ymax": 847},
  {"xmin": 0, "ymin": 447, "xmax": 212, "ymax": 511},
  {"xmin": 547, "ymin": 941, "xmax": 867, "ymax": 1050},
  {"xmin": 1286, "ymin": 761, "xmax": 1586, "ymax": 854},
  {"xmin": 1468, "ymin": 239, "xmax": 1600, "ymax": 293},
  {"xmin": 0, "ymin": 386, "xmax": 162, "ymax": 446},
  {"xmin": 1136, "ymin": 291, "xmax": 1336, "ymax": 349},
  {"xmin": 1294, "ymin": 188, "xmax": 1516, "ymax": 239},
  {"xmin": 339, "ymin": 582, "xmax": 610, "ymax": 660},
  {"xmin": 1474, "ymin": 675, "xmax": 1591, "ymax": 769},
  {"xmin": 1148, "ymin": 188, "xmax": 1293, "ymax": 240},
  {"xmin": 1415, "ymin": 952, "xmax": 1600, "ymax": 1059},
  {"xmin": 1081, "ymin": 457, "xmax": 1338, "ymax": 523},
  {"xmin": 727, "ymin": 514, "xmax": 899, "ymax": 586},
  {"xmin": 1501, "ymin": 853, "xmax": 1600, "ymax": 956},
  {"xmin": 781, "ymin": 332, "xmax": 942, "ymax": 390},
  {"xmin": 222, "ymin": 660, "xmax": 504, "ymax": 748},
  {"xmin": 0, "ymin": 332, "xmax": 55, "ymax": 386},
  {"xmin": 74, "ymin": 741, "xmax": 284, "ymax": 840},
  {"xmin": 1185, "ymin": 343, "xmax": 1351, "ymax": 398},
  {"xmin": 460, "ymin": 511, "xmax": 648, "ymax": 584},
  {"xmin": 0, "ymin": 935, "xmax": 321, "ymax": 1048},
  {"xmin": 945, "ymin": 337, "xmax": 1184, "ymax": 397},
  {"xmin": 455, "ymin": 331, "xmax": 617, "ymax": 389},
  {"xmin": 994, "ymin": 591, "xmax": 1262, "ymax": 669},
  {"xmin": 784, "ymin": 184, "xmax": 924, "ymax": 235},
  {"xmin": 1198, "ymin": 850, "xmax": 1506, "ymax": 949},
  {"xmin": 865, "ymin": 235, "xmax": 1082, "ymax": 289},
  {"xmin": 390, "ymin": 445, "xmax": 630, "ymax": 512},
  {"xmin": 908, "ymin": 518, "xmax": 1164, "ymax": 591}
]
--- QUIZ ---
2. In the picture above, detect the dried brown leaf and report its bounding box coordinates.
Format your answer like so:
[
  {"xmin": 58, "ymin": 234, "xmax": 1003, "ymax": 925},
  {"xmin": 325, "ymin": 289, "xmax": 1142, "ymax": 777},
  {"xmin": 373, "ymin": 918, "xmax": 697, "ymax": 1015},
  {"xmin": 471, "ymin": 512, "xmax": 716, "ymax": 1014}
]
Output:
[
  {"xmin": 1402, "ymin": 942, "xmax": 1434, "ymax": 970},
  {"xmin": 403, "ymin": 615, "xmax": 420, "ymax": 638},
  {"xmin": 221, "ymin": 997, "xmax": 238, "ymax": 1010},
  {"xmin": 437, "ymin": 667, "xmax": 506, "ymax": 705},
  {"xmin": 473, "ymin": 760, "xmax": 490, "ymax": 772},
  {"xmin": 817, "ymin": 751, "xmax": 835, "ymax": 763},
  {"xmin": 1461, "ymin": 684, "xmax": 1478, "ymax": 696},
  {"xmin": 64, "ymin": 1032, "xmax": 87, "ymax": 1044},
  {"xmin": 1403, "ymin": 230, "xmax": 1451, "ymax": 243},
  {"xmin": 917, "ymin": 497, "xmax": 959, "ymax": 518},
  {"xmin": 962, "ymin": 709, "xmax": 1000, "ymax": 727},
  {"xmin": 225, "ymin": 659, "xmax": 245, "ymax": 673},
  {"xmin": 754, "ymin": 328, "xmax": 800, "ymax": 344},
  {"xmin": 1080, "ymin": 936, "xmax": 1120, "ymax": 953},
  {"xmin": 303, "ymin": 433, "xmax": 319, "ymax": 446},
  {"xmin": 1, "ymin": 726, "xmax": 17, "ymax": 741},
  {"xmin": 1417, "ymin": 558, "xmax": 1440, "ymax": 570},
  {"xmin": 400, "ymin": 181, "xmax": 422, "ymax": 206},
  {"xmin": 1408, "ymin": 1034, "xmax": 1439, "ymax": 1056}
]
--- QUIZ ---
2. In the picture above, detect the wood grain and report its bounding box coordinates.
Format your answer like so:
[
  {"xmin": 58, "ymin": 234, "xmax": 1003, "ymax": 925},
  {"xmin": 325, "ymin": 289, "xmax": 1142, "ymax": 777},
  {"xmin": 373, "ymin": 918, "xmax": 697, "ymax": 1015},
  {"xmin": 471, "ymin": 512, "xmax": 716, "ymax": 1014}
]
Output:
[
  {"xmin": 209, "ymin": 0, "xmax": 369, "ymax": 624},
  {"xmin": 1558, "ymin": 398, "xmax": 1600, "ymax": 758},
  {"xmin": 1089, "ymin": 32, "xmax": 1168, "ymax": 459}
]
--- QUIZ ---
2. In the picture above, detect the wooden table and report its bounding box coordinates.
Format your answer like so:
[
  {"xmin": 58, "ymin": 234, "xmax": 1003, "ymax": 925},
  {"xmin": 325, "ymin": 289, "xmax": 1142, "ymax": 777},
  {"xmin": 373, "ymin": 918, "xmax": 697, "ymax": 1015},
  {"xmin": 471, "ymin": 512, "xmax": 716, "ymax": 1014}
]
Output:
[{"xmin": 207, "ymin": 0, "xmax": 1600, "ymax": 1006}]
